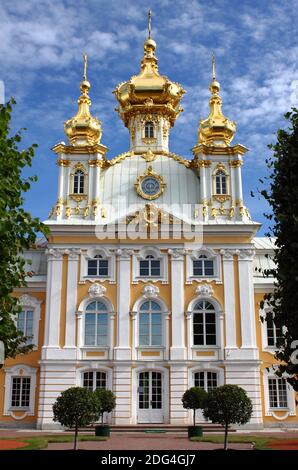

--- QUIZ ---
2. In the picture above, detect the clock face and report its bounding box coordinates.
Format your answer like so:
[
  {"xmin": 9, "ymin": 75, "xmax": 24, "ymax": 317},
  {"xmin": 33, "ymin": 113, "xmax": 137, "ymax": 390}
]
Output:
[{"xmin": 141, "ymin": 176, "xmax": 161, "ymax": 197}]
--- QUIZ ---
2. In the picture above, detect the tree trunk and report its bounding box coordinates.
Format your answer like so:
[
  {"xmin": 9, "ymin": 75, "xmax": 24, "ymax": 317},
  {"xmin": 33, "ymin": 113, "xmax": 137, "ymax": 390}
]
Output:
[
  {"xmin": 101, "ymin": 413, "xmax": 104, "ymax": 425},
  {"xmin": 193, "ymin": 409, "xmax": 196, "ymax": 427},
  {"xmin": 224, "ymin": 422, "xmax": 229, "ymax": 451},
  {"xmin": 74, "ymin": 424, "xmax": 78, "ymax": 451}
]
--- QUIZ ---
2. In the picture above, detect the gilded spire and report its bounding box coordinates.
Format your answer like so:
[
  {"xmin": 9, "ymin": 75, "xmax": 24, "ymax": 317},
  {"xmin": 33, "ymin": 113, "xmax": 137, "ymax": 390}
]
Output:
[
  {"xmin": 148, "ymin": 9, "xmax": 152, "ymax": 38},
  {"xmin": 198, "ymin": 53, "xmax": 236, "ymax": 147},
  {"xmin": 64, "ymin": 53, "xmax": 102, "ymax": 146}
]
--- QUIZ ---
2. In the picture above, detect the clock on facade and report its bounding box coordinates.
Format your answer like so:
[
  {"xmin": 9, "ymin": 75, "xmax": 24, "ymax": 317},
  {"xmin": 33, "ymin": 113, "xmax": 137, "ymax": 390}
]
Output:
[{"xmin": 135, "ymin": 165, "xmax": 166, "ymax": 200}]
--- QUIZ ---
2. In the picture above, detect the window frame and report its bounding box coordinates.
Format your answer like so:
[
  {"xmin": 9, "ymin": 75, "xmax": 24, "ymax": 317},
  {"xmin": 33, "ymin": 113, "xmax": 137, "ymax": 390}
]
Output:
[
  {"xmin": 87, "ymin": 254, "xmax": 109, "ymax": 278},
  {"xmin": 82, "ymin": 370, "xmax": 107, "ymax": 391},
  {"xmin": 80, "ymin": 248, "xmax": 116, "ymax": 283},
  {"xmin": 194, "ymin": 370, "xmax": 218, "ymax": 392},
  {"xmin": 139, "ymin": 255, "xmax": 161, "ymax": 278},
  {"xmin": 4, "ymin": 365, "xmax": 37, "ymax": 417},
  {"xmin": 132, "ymin": 248, "xmax": 168, "ymax": 284},
  {"xmin": 138, "ymin": 300, "xmax": 163, "ymax": 347},
  {"xmin": 268, "ymin": 377, "xmax": 288, "ymax": 410},
  {"xmin": 215, "ymin": 170, "xmax": 227, "ymax": 195},
  {"xmin": 192, "ymin": 300, "xmax": 217, "ymax": 347},
  {"xmin": 186, "ymin": 248, "xmax": 221, "ymax": 284},
  {"xmin": 144, "ymin": 121, "xmax": 155, "ymax": 139},
  {"xmin": 10, "ymin": 376, "xmax": 31, "ymax": 409},
  {"xmin": 73, "ymin": 169, "xmax": 85, "ymax": 195},
  {"xmin": 84, "ymin": 300, "xmax": 109, "ymax": 347},
  {"xmin": 17, "ymin": 309, "xmax": 34, "ymax": 345},
  {"xmin": 16, "ymin": 295, "xmax": 41, "ymax": 349}
]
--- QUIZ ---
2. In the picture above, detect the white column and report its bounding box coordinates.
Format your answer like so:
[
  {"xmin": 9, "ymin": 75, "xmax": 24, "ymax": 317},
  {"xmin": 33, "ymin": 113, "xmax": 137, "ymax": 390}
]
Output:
[
  {"xmin": 64, "ymin": 249, "xmax": 80, "ymax": 357},
  {"xmin": 237, "ymin": 249, "xmax": 258, "ymax": 360},
  {"xmin": 169, "ymin": 249, "xmax": 186, "ymax": 360},
  {"xmin": 42, "ymin": 249, "xmax": 63, "ymax": 359},
  {"xmin": 114, "ymin": 249, "xmax": 132, "ymax": 360},
  {"xmin": 114, "ymin": 365, "xmax": 132, "ymax": 424},
  {"xmin": 220, "ymin": 249, "xmax": 237, "ymax": 353}
]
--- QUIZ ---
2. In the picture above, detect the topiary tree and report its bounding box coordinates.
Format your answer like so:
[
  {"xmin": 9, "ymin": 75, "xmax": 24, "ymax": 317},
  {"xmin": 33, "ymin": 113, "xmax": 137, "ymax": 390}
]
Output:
[
  {"xmin": 94, "ymin": 389, "xmax": 116, "ymax": 425},
  {"xmin": 53, "ymin": 387, "xmax": 98, "ymax": 450},
  {"xmin": 203, "ymin": 384, "xmax": 253, "ymax": 450},
  {"xmin": 182, "ymin": 387, "xmax": 208, "ymax": 426}
]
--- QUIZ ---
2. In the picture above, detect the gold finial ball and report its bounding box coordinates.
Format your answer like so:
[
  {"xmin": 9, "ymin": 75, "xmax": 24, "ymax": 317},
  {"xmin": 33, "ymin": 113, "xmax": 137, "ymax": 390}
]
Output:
[
  {"xmin": 80, "ymin": 79, "xmax": 91, "ymax": 93},
  {"xmin": 144, "ymin": 37, "xmax": 156, "ymax": 52},
  {"xmin": 210, "ymin": 79, "xmax": 220, "ymax": 93}
]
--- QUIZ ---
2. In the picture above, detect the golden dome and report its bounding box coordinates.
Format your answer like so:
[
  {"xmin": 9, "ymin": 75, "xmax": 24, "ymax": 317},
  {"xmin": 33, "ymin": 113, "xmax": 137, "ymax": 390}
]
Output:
[
  {"xmin": 113, "ymin": 11, "xmax": 185, "ymax": 128},
  {"xmin": 198, "ymin": 53, "xmax": 236, "ymax": 147},
  {"xmin": 64, "ymin": 53, "xmax": 102, "ymax": 146}
]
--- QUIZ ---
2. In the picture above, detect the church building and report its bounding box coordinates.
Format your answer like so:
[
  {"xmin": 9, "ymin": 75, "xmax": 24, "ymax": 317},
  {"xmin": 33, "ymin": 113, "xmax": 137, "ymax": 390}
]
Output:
[{"xmin": 1, "ymin": 20, "xmax": 297, "ymax": 429}]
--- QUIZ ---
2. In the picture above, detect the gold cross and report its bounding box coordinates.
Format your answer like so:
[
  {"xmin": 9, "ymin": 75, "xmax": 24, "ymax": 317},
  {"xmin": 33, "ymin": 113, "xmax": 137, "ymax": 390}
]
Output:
[{"xmin": 148, "ymin": 9, "xmax": 152, "ymax": 38}]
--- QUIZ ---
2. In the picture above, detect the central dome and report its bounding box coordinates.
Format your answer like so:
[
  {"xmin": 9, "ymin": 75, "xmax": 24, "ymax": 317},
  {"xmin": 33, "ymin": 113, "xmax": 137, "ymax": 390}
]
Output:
[{"xmin": 113, "ymin": 33, "xmax": 185, "ymax": 128}]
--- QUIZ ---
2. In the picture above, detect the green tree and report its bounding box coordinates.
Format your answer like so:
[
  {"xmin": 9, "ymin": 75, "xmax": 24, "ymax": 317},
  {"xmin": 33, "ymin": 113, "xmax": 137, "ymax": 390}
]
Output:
[
  {"xmin": 53, "ymin": 387, "xmax": 98, "ymax": 450},
  {"xmin": 203, "ymin": 384, "xmax": 252, "ymax": 450},
  {"xmin": 0, "ymin": 99, "xmax": 47, "ymax": 359},
  {"xmin": 182, "ymin": 387, "xmax": 207, "ymax": 426},
  {"xmin": 94, "ymin": 389, "xmax": 116, "ymax": 425},
  {"xmin": 258, "ymin": 108, "xmax": 298, "ymax": 391}
]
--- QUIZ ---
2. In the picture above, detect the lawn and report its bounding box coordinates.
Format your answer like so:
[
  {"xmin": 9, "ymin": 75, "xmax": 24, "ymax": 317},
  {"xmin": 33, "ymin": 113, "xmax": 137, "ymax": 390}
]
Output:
[
  {"xmin": 190, "ymin": 434, "xmax": 293, "ymax": 450},
  {"xmin": 0, "ymin": 435, "xmax": 107, "ymax": 451}
]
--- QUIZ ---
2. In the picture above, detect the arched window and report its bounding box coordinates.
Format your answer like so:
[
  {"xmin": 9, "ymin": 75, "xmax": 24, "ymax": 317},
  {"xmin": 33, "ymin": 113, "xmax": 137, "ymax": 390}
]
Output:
[
  {"xmin": 266, "ymin": 317, "xmax": 282, "ymax": 347},
  {"xmin": 139, "ymin": 300, "xmax": 162, "ymax": 346},
  {"xmin": 193, "ymin": 300, "xmax": 216, "ymax": 346},
  {"xmin": 144, "ymin": 121, "xmax": 154, "ymax": 138},
  {"xmin": 83, "ymin": 371, "xmax": 107, "ymax": 391},
  {"xmin": 73, "ymin": 170, "xmax": 85, "ymax": 194},
  {"xmin": 215, "ymin": 170, "xmax": 227, "ymax": 195},
  {"xmin": 193, "ymin": 255, "xmax": 214, "ymax": 277},
  {"xmin": 140, "ymin": 255, "xmax": 161, "ymax": 277},
  {"xmin": 194, "ymin": 371, "xmax": 218, "ymax": 391},
  {"xmin": 84, "ymin": 301, "xmax": 108, "ymax": 346},
  {"xmin": 87, "ymin": 254, "xmax": 109, "ymax": 277},
  {"xmin": 17, "ymin": 309, "xmax": 34, "ymax": 345}
]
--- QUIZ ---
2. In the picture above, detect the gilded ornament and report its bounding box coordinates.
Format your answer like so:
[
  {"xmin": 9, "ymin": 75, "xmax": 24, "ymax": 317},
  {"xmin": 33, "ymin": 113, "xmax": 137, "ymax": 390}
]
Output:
[
  {"xmin": 135, "ymin": 165, "xmax": 166, "ymax": 200},
  {"xmin": 65, "ymin": 206, "xmax": 72, "ymax": 218},
  {"xmin": 142, "ymin": 148, "xmax": 157, "ymax": 162},
  {"xmin": 229, "ymin": 159, "xmax": 243, "ymax": 168},
  {"xmin": 211, "ymin": 207, "xmax": 218, "ymax": 218},
  {"xmin": 229, "ymin": 206, "xmax": 235, "ymax": 218}
]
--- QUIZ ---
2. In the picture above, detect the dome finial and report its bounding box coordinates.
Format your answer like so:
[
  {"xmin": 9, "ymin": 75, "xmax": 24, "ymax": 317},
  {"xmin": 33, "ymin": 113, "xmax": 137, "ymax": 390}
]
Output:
[
  {"xmin": 198, "ymin": 53, "xmax": 236, "ymax": 147},
  {"xmin": 148, "ymin": 9, "xmax": 152, "ymax": 38},
  {"xmin": 64, "ymin": 53, "xmax": 102, "ymax": 146}
]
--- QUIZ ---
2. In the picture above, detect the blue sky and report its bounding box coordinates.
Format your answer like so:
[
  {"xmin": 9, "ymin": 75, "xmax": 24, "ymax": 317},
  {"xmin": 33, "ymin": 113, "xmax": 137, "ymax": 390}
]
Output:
[{"xmin": 1, "ymin": 0, "xmax": 297, "ymax": 234}]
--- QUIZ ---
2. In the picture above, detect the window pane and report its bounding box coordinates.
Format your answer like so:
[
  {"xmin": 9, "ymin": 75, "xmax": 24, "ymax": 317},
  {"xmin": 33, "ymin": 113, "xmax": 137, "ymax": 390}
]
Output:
[
  {"xmin": 193, "ymin": 260, "xmax": 203, "ymax": 276},
  {"xmin": 96, "ymin": 372, "xmax": 107, "ymax": 390}
]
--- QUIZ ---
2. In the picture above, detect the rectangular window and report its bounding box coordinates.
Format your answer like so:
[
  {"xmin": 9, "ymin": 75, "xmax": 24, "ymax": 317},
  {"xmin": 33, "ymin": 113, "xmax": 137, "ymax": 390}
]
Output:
[
  {"xmin": 17, "ymin": 310, "xmax": 34, "ymax": 344},
  {"xmin": 193, "ymin": 259, "xmax": 214, "ymax": 277},
  {"xmin": 268, "ymin": 378, "xmax": 288, "ymax": 408},
  {"xmin": 87, "ymin": 258, "xmax": 109, "ymax": 277},
  {"xmin": 11, "ymin": 377, "xmax": 31, "ymax": 408}
]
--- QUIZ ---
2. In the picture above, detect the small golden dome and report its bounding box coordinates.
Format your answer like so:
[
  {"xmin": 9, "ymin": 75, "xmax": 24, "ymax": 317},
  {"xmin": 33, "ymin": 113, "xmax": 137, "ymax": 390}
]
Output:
[
  {"xmin": 64, "ymin": 53, "xmax": 102, "ymax": 146},
  {"xmin": 198, "ymin": 54, "xmax": 236, "ymax": 147}
]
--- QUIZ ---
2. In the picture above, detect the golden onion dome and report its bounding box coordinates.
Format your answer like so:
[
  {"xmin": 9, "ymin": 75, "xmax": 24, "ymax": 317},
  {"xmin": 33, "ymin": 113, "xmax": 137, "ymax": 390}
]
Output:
[
  {"xmin": 113, "ymin": 11, "xmax": 185, "ymax": 128},
  {"xmin": 198, "ymin": 53, "xmax": 236, "ymax": 147},
  {"xmin": 64, "ymin": 53, "xmax": 102, "ymax": 146}
]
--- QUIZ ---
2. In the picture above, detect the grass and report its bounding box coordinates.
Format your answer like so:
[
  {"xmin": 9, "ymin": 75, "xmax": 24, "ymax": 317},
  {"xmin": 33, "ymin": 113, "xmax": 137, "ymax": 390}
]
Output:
[
  {"xmin": 190, "ymin": 434, "xmax": 280, "ymax": 450},
  {"xmin": 0, "ymin": 434, "xmax": 107, "ymax": 451}
]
